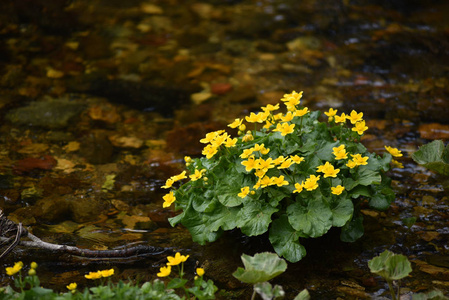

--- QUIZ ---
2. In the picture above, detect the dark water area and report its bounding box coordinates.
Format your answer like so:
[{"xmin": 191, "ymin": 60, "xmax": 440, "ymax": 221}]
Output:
[{"xmin": 0, "ymin": 0, "xmax": 449, "ymax": 298}]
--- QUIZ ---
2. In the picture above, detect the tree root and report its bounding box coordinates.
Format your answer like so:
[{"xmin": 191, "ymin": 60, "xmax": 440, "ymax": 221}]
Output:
[{"xmin": 0, "ymin": 209, "xmax": 167, "ymax": 260}]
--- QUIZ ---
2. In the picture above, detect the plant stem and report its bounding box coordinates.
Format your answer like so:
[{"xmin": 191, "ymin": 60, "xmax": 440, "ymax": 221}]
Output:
[
  {"xmin": 387, "ymin": 280, "xmax": 397, "ymax": 300},
  {"xmin": 251, "ymin": 289, "xmax": 257, "ymax": 300}
]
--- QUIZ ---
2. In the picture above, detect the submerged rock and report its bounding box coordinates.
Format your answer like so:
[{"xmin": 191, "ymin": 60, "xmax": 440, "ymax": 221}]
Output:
[{"xmin": 6, "ymin": 98, "xmax": 85, "ymax": 129}]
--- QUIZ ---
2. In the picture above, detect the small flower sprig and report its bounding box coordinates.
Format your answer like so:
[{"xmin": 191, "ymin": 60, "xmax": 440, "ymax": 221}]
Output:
[
  {"xmin": 156, "ymin": 252, "xmax": 217, "ymax": 299},
  {"xmin": 4, "ymin": 261, "xmax": 41, "ymax": 293},
  {"xmin": 163, "ymin": 91, "xmax": 398, "ymax": 263}
]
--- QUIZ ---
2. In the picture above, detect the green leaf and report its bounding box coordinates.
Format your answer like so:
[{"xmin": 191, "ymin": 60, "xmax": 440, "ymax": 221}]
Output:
[
  {"xmin": 368, "ymin": 250, "xmax": 412, "ymax": 281},
  {"xmin": 181, "ymin": 206, "xmax": 222, "ymax": 245},
  {"xmin": 369, "ymin": 187, "xmax": 395, "ymax": 210},
  {"xmin": 330, "ymin": 197, "xmax": 354, "ymax": 227},
  {"xmin": 316, "ymin": 140, "xmax": 340, "ymax": 161},
  {"xmin": 402, "ymin": 217, "xmax": 417, "ymax": 228},
  {"xmin": 293, "ymin": 289, "xmax": 311, "ymax": 300},
  {"xmin": 412, "ymin": 140, "xmax": 449, "ymax": 176},
  {"xmin": 287, "ymin": 197, "xmax": 333, "ymax": 237},
  {"xmin": 238, "ymin": 200, "xmax": 278, "ymax": 236},
  {"xmin": 254, "ymin": 282, "xmax": 285, "ymax": 300},
  {"xmin": 356, "ymin": 167, "xmax": 382, "ymax": 186},
  {"xmin": 340, "ymin": 213, "xmax": 364, "ymax": 242},
  {"xmin": 167, "ymin": 278, "xmax": 188, "ymax": 289},
  {"xmin": 412, "ymin": 289, "xmax": 449, "ymax": 300},
  {"xmin": 232, "ymin": 252, "xmax": 288, "ymax": 284},
  {"xmin": 269, "ymin": 215, "xmax": 307, "ymax": 263}
]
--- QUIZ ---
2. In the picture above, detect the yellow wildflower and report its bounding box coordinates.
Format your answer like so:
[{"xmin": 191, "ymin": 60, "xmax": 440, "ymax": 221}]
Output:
[
  {"xmin": 200, "ymin": 131, "xmax": 221, "ymax": 144},
  {"xmin": 211, "ymin": 132, "xmax": 228, "ymax": 147},
  {"xmin": 184, "ymin": 156, "xmax": 192, "ymax": 163},
  {"xmin": 261, "ymin": 103, "xmax": 280, "ymax": 113},
  {"xmin": 281, "ymin": 91, "xmax": 303, "ymax": 110},
  {"xmin": 254, "ymin": 169, "xmax": 267, "ymax": 178},
  {"xmin": 273, "ymin": 156, "xmax": 286, "ymax": 165},
  {"xmin": 278, "ymin": 158, "xmax": 294, "ymax": 169},
  {"xmin": 317, "ymin": 162, "xmax": 340, "ymax": 178},
  {"xmin": 240, "ymin": 148, "xmax": 255, "ymax": 159},
  {"xmin": 256, "ymin": 157, "xmax": 275, "ymax": 171},
  {"xmin": 391, "ymin": 159, "xmax": 404, "ymax": 168},
  {"xmin": 242, "ymin": 156, "xmax": 257, "ymax": 172},
  {"xmin": 293, "ymin": 182, "xmax": 304, "ymax": 193},
  {"xmin": 258, "ymin": 176, "xmax": 274, "ymax": 188},
  {"xmin": 335, "ymin": 113, "xmax": 347, "ymax": 124},
  {"xmin": 347, "ymin": 110, "xmax": 363, "ymax": 124},
  {"xmin": 30, "ymin": 262, "xmax": 38, "ymax": 269},
  {"xmin": 303, "ymin": 175, "xmax": 320, "ymax": 191},
  {"xmin": 385, "ymin": 146, "xmax": 403, "ymax": 157},
  {"xmin": 324, "ymin": 108, "xmax": 338, "ymax": 118},
  {"xmin": 28, "ymin": 269, "xmax": 36, "ymax": 276},
  {"xmin": 263, "ymin": 120, "xmax": 273, "ymax": 130},
  {"xmin": 246, "ymin": 112, "xmax": 267, "ymax": 123},
  {"xmin": 281, "ymin": 111, "xmax": 294, "ymax": 122},
  {"xmin": 162, "ymin": 178, "xmax": 174, "ymax": 189},
  {"xmin": 163, "ymin": 191, "xmax": 176, "ymax": 208},
  {"xmin": 228, "ymin": 118, "xmax": 243, "ymax": 128},
  {"xmin": 167, "ymin": 252, "xmax": 189, "ymax": 266},
  {"xmin": 272, "ymin": 175, "xmax": 289, "ymax": 187},
  {"xmin": 190, "ymin": 169, "xmax": 206, "ymax": 181},
  {"xmin": 352, "ymin": 120, "xmax": 368, "ymax": 135},
  {"xmin": 332, "ymin": 145, "xmax": 348, "ymax": 160},
  {"xmin": 202, "ymin": 144, "xmax": 218, "ymax": 159},
  {"xmin": 100, "ymin": 269, "xmax": 114, "ymax": 278},
  {"xmin": 224, "ymin": 137, "xmax": 238, "ymax": 148},
  {"xmin": 157, "ymin": 265, "xmax": 171, "ymax": 277},
  {"xmin": 85, "ymin": 271, "xmax": 102, "ymax": 280},
  {"xmin": 6, "ymin": 261, "xmax": 23, "ymax": 276},
  {"xmin": 294, "ymin": 107, "xmax": 309, "ymax": 117},
  {"xmin": 66, "ymin": 283, "xmax": 77, "ymax": 291},
  {"xmin": 346, "ymin": 160, "xmax": 357, "ymax": 169},
  {"xmin": 172, "ymin": 171, "xmax": 187, "ymax": 182},
  {"xmin": 351, "ymin": 154, "xmax": 369, "ymax": 166},
  {"xmin": 331, "ymin": 185, "xmax": 345, "ymax": 195},
  {"xmin": 238, "ymin": 124, "xmax": 246, "ymax": 132},
  {"xmin": 238, "ymin": 186, "xmax": 250, "ymax": 198},
  {"xmin": 273, "ymin": 122, "xmax": 295, "ymax": 136},
  {"xmin": 196, "ymin": 268, "xmax": 205, "ymax": 277},
  {"xmin": 290, "ymin": 155, "xmax": 304, "ymax": 164},
  {"xmin": 242, "ymin": 131, "xmax": 254, "ymax": 142}
]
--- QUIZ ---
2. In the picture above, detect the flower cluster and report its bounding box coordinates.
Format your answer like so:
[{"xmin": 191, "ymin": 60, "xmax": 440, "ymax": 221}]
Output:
[
  {"xmin": 163, "ymin": 91, "xmax": 398, "ymax": 263},
  {"xmin": 6, "ymin": 261, "xmax": 23, "ymax": 276},
  {"xmin": 85, "ymin": 268, "xmax": 115, "ymax": 280}
]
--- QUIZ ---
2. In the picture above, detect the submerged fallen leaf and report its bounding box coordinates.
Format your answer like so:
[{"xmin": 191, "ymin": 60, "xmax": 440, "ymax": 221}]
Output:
[
  {"xmin": 18, "ymin": 143, "xmax": 49, "ymax": 154},
  {"xmin": 13, "ymin": 155, "xmax": 57, "ymax": 174},
  {"xmin": 63, "ymin": 141, "xmax": 80, "ymax": 152},
  {"xmin": 55, "ymin": 158, "xmax": 77, "ymax": 173},
  {"xmin": 109, "ymin": 135, "xmax": 144, "ymax": 148}
]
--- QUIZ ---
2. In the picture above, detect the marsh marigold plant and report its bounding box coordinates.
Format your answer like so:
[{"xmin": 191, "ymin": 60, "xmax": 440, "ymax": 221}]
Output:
[{"xmin": 163, "ymin": 91, "xmax": 399, "ymax": 262}]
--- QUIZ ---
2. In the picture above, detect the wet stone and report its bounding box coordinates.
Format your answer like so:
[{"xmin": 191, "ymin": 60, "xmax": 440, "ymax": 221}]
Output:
[
  {"xmin": 79, "ymin": 130, "xmax": 114, "ymax": 164},
  {"xmin": 5, "ymin": 98, "xmax": 85, "ymax": 129}
]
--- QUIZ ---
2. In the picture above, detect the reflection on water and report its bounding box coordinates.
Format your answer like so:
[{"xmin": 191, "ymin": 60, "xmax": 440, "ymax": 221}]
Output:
[{"xmin": 0, "ymin": 0, "xmax": 449, "ymax": 298}]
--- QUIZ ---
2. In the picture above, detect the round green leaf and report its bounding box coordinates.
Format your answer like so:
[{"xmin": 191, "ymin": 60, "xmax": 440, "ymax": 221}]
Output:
[
  {"xmin": 269, "ymin": 215, "xmax": 307, "ymax": 263},
  {"xmin": 232, "ymin": 252, "xmax": 287, "ymax": 284},
  {"xmin": 287, "ymin": 199, "xmax": 332, "ymax": 238}
]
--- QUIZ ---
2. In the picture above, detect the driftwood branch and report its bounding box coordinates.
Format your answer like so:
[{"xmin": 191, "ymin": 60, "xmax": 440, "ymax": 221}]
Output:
[{"xmin": 0, "ymin": 209, "xmax": 167, "ymax": 260}]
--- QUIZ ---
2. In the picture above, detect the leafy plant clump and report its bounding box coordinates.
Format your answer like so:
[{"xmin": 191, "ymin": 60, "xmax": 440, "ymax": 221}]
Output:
[{"xmin": 163, "ymin": 91, "xmax": 400, "ymax": 262}]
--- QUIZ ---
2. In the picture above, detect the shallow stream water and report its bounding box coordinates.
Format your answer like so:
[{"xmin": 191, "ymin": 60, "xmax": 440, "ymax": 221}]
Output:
[{"xmin": 0, "ymin": 0, "xmax": 449, "ymax": 298}]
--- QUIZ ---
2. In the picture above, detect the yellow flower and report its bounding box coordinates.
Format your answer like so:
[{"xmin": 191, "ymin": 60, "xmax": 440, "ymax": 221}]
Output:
[
  {"xmin": 331, "ymin": 185, "xmax": 345, "ymax": 195},
  {"xmin": 258, "ymin": 176, "xmax": 274, "ymax": 188},
  {"xmin": 246, "ymin": 112, "xmax": 267, "ymax": 123},
  {"xmin": 290, "ymin": 155, "xmax": 304, "ymax": 164},
  {"xmin": 238, "ymin": 186, "xmax": 250, "ymax": 198},
  {"xmin": 172, "ymin": 171, "xmax": 187, "ymax": 182},
  {"xmin": 293, "ymin": 182, "xmax": 304, "ymax": 193},
  {"xmin": 167, "ymin": 252, "xmax": 189, "ymax": 266},
  {"xmin": 157, "ymin": 265, "xmax": 171, "ymax": 277},
  {"xmin": 272, "ymin": 175, "xmax": 289, "ymax": 187},
  {"xmin": 163, "ymin": 191, "xmax": 176, "ymax": 208},
  {"xmin": 347, "ymin": 110, "xmax": 363, "ymax": 124},
  {"xmin": 332, "ymin": 145, "xmax": 348, "ymax": 160},
  {"xmin": 261, "ymin": 103, "xmax": 280, "ymax": 113},
  {"xmin": 346, "ymin": 160, "xmax": 357, "ymax": 169},
  {"xmin": 85, "ymin": 271, "xmax": 102, "ymax": 280},
  {"xmin": 242, "ymin": 131, "xmax": 254, "ymax": 142},
  {"xmin": 391, "ymin": 159, "xmax": 404, "ymax": 168},
  {"xmin": 385, "ymin": 146, "xmax": 403, "ymax": 157},
  {"xmin": 240, "ymin": 148, "xmax": 255, "ymax": 159},
  {"xmin": 200, "ymin": 131, "xmax": 221, "ymax": 144},
  {"xmin": 28, "ymin": 269, "xmax": 36, "ymax": 276},
  {"xmin": 196, "ymin": 268, "xmax": 205, "ymax": 277},
  {"xmin": 6, "ymin": 261, "xmax": 23, "ymax": 276},
  {"xmin": 278, "ymin": 158, "xmax": 294, "ymax": 169},
  {"xmin": 202, "ymin": 144, "xmax": 219, "ymax": 159},
  {"xmin": 162, "ymin": 178, "xmax": 174, "ymax": 189},
  {"xmin": 30, "ymin": 262, "xmax": 38, "ymax": 269},
  {"xmin": 190, "ymin": 169, "xmax": 206, "ymax": 181},
  {"xmin": 281, "ymin": 111, "xmax": 295, "ymax": 122},
  {"xmin": 324, "ymin": 108, "xmax": 338, "ymax": 118},
  {"xmin": 254, "ymin": 169, "xmax": 267, "ymax": 178},
  {"xmin": 281, "ymin": 91, "xmax": 303, "ymax": 110},
  {"xmin": 317, "ymin": 162, "xmax": 340, "ymax": 178},
  {"xmin": 294, "ymin": 107, "xmax": 309, "ymax": 117},
  {"xmin": 335, "ymin": 113, "xmax": 347, "ymax": 124},
  {"xmin": 351, "ymin": 154, "xmax": 369, "ymax": 166},
  {"xmin": 238, "ymin": 124, "xmax": 246, "ymax": 132},
  {"xmin": 211, "ymin": 132, "xmax": 229, "ymax": 147},
  {"xmin": 242, "ymin": 156, "xmax": 257, "ymax": 172},
  {"xmin": 303, "ymin": 175, "xmax": 320, "ymax": 191},
  {"xmin": 224, "ymin": 137, "xmax": 238, "ymax": 148},
  {"xmin": 273, "ymin": 122, "xmax": 295, "ymax": 136},
  {"xmin": 273, "ymin": 156, "xmax": 286, "ymax": 165},
  {"xmin": 228, "ymin": 118, "xmax": 243, "ymax": 128},
  {"xmin": 66, "ymin": 283, "xmax": 77, "ymax": 291},
  {"xmin": 256, "ymin": 158, "xmax": 275, "ymax": 171},
  {"xmin": 100, "ymin": 269, "xmax": 114, "ymax": 278},
  {"xmin": 263, "ymin": 120, "xmax": 273, "ymax": 130},
  {"xmin": 352, "ymin": 120, "xmax": 368, "ymax": 135}
]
